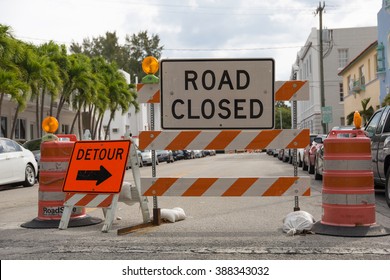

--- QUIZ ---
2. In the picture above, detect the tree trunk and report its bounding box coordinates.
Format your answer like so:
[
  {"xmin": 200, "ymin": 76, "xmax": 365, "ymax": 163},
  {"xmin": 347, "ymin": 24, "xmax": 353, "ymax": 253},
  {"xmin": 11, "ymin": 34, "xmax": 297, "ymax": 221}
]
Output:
[
  {"xmin": 104, "ymin": 111, "xmax": 115, "ymax": 140},
  {"xmin": 70, "ymin": 109, "xmax": 80, "ymax": 134},
  {"xmin": 10, "ymin": 104, "xmax": 20, "ymax": 140},
  {"xmin": 35, "ymin": 95, "xmax": 40, "ymax": 138}
]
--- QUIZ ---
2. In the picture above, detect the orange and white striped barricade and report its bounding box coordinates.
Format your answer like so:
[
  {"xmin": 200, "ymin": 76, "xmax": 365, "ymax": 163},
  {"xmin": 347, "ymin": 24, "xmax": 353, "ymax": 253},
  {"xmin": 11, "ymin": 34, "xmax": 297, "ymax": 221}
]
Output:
[
  {"xmin": 139, "ymin": 129, "xmax": 310, "ymax": 151},
  {"xmin": 137, "ymin": 83, "xmax": 160, "ymax": 103},
  {"xmin": 312, "ymin": 129, "xmax": 390, "ymax": 237},
  {"xmin": 136, "ymin": 80, "xmax": 309, "ymax": 104},
  {"xmin": 59, "ymin": 192, "xmax": 118, "ymax": 232},
  {"xmin": 274, "ymin": 80, "xmax": 309, "ymax": 101},
  {"xmin": 21, "ymin": 134, "xmax": 102, "ymax": 228},
  {"xmin": 138, "ymin": 129, "xmax": 311, "ymax": 197},
  {"xmin": 141, "ymin": 177, "xmax": 310, "ymax": 197}
]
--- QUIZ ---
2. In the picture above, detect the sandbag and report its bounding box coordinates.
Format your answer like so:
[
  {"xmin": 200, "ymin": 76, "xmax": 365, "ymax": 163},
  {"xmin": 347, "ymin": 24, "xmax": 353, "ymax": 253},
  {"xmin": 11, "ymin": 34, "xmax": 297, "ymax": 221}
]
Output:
[
  {"xmin": 161, "ymin": 207, "xmax": 187, "ymax": 223},
  {"xmin": 282, "ymin": 211, "xmax": 315, "ymax": 236},
  {"xmin": 118, "ymin": 182, "xmax": 138, "ymax": 206}
]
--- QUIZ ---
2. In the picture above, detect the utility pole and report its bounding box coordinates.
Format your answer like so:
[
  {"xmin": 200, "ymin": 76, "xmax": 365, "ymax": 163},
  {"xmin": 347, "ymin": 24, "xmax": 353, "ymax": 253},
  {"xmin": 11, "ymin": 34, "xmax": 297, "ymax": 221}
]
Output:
[{"xmin": 316, "ymin": 1, "xmax": 327, "ymax": 134}]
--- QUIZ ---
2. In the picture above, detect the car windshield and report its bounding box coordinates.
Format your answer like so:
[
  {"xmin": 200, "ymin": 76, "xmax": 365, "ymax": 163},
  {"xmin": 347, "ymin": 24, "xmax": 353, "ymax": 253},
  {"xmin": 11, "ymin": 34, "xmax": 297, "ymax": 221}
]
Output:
[{"xmin": 22, "ymin": 139, "xmax": 42, "ymax": 151}]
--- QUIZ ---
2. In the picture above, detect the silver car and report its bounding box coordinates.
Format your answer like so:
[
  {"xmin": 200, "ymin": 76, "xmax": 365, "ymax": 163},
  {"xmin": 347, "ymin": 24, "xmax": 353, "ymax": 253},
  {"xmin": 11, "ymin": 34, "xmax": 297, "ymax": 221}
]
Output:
[{"xmin": 0, "ymin": 138, "xmax": 38, "ymax": 187}]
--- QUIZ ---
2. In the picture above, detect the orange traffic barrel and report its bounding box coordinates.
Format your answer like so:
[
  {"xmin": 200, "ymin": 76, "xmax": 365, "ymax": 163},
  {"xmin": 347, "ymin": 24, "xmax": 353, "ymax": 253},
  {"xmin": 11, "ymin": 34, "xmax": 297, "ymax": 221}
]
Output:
[
  {"xmin": 21, "ymin": 134, "xmax": 102, "ymax": 228},
  {"xmin": 312, "ymin": 129, "xmax": 390, "ymax": 237}
]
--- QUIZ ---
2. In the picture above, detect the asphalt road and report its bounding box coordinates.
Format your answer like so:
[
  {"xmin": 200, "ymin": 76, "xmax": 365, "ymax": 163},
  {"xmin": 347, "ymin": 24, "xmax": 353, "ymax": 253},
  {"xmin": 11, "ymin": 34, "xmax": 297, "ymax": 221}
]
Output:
[{"xmin": 1, "ymin": 152, "xmax": 390, "ymax": 260}]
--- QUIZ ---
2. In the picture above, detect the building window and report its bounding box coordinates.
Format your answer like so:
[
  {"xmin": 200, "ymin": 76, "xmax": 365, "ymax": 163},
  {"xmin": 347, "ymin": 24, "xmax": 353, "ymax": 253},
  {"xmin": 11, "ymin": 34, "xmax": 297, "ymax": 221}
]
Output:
[
  {"xmin": 359, "ymin": 65, "xmax": 365, "ymax": 86},
  {"xmin": 1, "ymin": 116, "xmax": 7, "ymax": 137},
  {"xmin": 338, "ymin": 49, "xmax": 348, "ymax": 68},
  {"xmin": 14, "ymin": 119, "xmax": 26, "ymax": 140},
  {"xmin": 339, "ymin": 83, "xmax": 344, "ymax": 102}
]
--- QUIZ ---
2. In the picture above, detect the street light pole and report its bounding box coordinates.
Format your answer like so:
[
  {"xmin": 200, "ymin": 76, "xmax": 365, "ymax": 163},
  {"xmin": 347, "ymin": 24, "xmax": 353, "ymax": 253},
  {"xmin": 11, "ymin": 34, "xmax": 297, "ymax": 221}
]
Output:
[{"xmin": 316, "ymin": 1, "xmax": 327, "ymax": 134}]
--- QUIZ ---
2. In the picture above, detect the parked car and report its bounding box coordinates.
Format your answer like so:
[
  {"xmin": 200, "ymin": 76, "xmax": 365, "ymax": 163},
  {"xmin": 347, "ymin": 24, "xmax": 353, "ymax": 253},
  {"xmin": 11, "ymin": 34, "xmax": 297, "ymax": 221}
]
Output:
[
  {"xmin": 277, "ymin": 149, "xmax": 284, "ymax": 160},
  {"xmin": 22, "ymin": 138, "xmax": 42, "ymax": 172},
  {"xmin": 0, "ymin": 137, "xmax": 38, "ymax": 187},
  {"xmin": 297, "ymin": 134, "xmax": 317, "ymax": 168},
  {"xmin": 125, "ymin": 150, "xmax": 143, "ymax": 169},
  {"xmin": 363, "ymin": 106, "xmax": 390, "ymax": 207},
  {"xmin": 172, "ymin": 150, "xmax": 185, "ymax": 161},
  {"xmin": 156, "ymin": 150, "xmax": 174, "ymax": 163},
  {"xmin": 193, "ymin": 150, "xmax": 204, "ymax": 158},
  {"xmin": 140, "ymin": 150, "xmax": 159, "ymax": 166},
  {"xmin": 303, "ymin": 134, "xmax": 326, "ymax": 174},
  {"xmin": 282, "ymin": 148, "xmax": 291, "ymax": 163},
  {"xmin": 183, "ymin": 150, "xmax": 195, "ymax": 159}
]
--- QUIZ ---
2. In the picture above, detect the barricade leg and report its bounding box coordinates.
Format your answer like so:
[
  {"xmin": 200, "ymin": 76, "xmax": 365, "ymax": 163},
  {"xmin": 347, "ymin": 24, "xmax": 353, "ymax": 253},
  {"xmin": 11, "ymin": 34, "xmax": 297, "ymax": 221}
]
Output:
[
  {"xmin": 59, "ymin": 206, "xmax": 73, "ymax": 230},
  {"xmin": 102, "ymin": 194, "xmax": 119, "ymax": 233},
  {"xmin": 129, "ymin": 140, "xmax": 151, "ymax": 223}
]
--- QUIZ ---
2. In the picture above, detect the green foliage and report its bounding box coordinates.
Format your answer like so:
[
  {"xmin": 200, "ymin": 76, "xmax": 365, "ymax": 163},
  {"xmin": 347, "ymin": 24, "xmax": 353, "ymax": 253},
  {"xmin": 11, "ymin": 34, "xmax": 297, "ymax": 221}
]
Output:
[
  {"xmin": 346, "ymin": 97, "xmax": 374, "ymax": 126},
  {"xmin": 70, "ymin": 30, "xmax": 163, "ymax": 81},
  {"xmin": 0, "ymin": 23, "xmax": 151, "ymax": 140},
  {"xmin": 275, "ymin": 102, "xmax": 291, "ymax": 129}
]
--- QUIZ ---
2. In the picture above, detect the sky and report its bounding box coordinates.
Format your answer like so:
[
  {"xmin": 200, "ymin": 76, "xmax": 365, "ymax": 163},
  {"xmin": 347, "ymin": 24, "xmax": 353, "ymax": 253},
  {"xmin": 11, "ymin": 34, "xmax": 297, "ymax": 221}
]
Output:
[{"xmin": 0, "ymin": 0, "xmax": 382, "ymax": 81}]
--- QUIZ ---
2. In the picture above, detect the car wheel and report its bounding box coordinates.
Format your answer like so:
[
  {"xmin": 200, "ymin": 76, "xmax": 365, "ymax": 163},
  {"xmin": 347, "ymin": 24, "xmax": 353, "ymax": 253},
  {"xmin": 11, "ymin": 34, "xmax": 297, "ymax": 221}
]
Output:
[
  {"xmin": 308, "ymin": 160, "xmax": 315, "ymax": 174},
  {"xmin": 314, "ymin": 160, "xmax": 322, "ymax": 180},
  {"xmin": 302, "ymin": 159, "xmax": 308, "ymax": 171},
  {"xmin": 23, "ymin": 164, "xmax": 36, "ymax": 187},
  {"xmin": 385, "ymin": 169, "xmax": 390, "ymax": 207}
]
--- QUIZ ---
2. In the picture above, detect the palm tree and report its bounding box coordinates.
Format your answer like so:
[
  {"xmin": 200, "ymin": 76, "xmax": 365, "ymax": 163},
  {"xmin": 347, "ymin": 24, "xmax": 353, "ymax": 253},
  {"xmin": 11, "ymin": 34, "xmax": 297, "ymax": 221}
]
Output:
[
  {"xmin": 33, "ymin": 42, "xmax": 62, "ymax": 137},
  {"xmin": 102, "ymin": 62, "xmax": 139, "ymax": 140},
  {"xmin": 346, "ymin": 97, "xmax": 375, "ymax": 126},
  {"xmin": 0, "ymin": 25, "xmax": 28, "ymax": 124},
  {"xmin": 10, "ymin": 43, "xmax": 44, "ymax": 139}
]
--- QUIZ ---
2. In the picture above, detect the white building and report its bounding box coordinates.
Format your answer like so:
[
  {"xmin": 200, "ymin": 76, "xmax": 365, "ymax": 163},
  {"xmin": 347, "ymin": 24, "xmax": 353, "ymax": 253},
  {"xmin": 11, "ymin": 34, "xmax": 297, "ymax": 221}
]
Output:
[
  {"xmin": 292, "ymin": 26, "xmax": 377, "ymax": 134},
  {"xmin": 102, "ymin": 70, "xmax": 161, "ymax": 142}
]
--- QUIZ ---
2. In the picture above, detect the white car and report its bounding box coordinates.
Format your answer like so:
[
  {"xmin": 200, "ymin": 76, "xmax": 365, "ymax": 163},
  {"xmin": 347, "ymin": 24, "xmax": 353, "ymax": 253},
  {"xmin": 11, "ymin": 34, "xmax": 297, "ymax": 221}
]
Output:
[
  {"xmin": 140, "ymin": 150, "xmax": 159, "ymax": 166},
  {"xmin": 0, "ymin": 137, "xmax": 38, "ymax": 187}
]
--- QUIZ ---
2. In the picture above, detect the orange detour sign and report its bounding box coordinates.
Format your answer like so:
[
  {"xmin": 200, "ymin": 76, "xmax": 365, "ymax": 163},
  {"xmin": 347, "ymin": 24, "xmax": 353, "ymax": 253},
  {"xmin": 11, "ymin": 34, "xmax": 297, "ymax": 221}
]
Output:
[{"xmin": 63, "ymin": 140, "xmax": 130, "ymax": 193}]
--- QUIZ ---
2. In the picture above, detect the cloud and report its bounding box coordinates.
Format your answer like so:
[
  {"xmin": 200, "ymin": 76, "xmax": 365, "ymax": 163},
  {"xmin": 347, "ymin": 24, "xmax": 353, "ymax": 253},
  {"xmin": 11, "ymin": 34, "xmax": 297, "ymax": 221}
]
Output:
[{"xmin": 0, "ymin": 0, "xmax": 382, "ymax": 80}]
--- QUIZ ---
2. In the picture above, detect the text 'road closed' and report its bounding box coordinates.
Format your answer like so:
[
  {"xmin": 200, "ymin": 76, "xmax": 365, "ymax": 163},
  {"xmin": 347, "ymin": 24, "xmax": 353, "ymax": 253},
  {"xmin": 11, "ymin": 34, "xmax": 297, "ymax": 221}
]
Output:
[{"xmin": 161, "ymin": 59, "xmax": 274, "ymax": 129}]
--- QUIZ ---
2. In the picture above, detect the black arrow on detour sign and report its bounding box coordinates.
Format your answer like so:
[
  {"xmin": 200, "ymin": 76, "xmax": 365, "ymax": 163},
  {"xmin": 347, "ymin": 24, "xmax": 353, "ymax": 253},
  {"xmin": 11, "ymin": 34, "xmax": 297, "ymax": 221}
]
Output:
[{"xmin": 76, "ymin": 165, "xmax": 112, "ymax": 186}]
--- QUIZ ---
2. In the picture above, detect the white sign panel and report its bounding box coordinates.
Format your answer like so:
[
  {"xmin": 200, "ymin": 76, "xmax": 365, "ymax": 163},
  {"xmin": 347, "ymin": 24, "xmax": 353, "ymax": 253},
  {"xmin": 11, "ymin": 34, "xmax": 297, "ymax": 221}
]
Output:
[{"xmin": 160, "ymin": 58, "xmax": 275, "ymax": 130}]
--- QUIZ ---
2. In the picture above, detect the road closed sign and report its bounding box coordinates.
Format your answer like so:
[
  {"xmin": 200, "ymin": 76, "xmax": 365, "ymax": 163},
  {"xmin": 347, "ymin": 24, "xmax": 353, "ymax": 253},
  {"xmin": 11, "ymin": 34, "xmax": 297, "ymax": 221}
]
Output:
[
  {"xmin": 160, "ymin": 58, "xmax": 274, "ymax": 129},
  {"xmin": 62, "ymin": 140, "xmax": 130, "ymax": 193}
]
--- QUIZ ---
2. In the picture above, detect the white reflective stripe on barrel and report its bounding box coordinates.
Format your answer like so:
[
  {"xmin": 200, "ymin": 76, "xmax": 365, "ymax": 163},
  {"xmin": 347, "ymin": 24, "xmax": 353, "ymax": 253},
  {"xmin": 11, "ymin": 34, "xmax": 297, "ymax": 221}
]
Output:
[
  {"xmin": 39, "ymin": 191, "xmax": 65, "ymax": 201},
  {"xmin": 322, "ymin": 193, "xmax": 375, "ymax": 205},
  {"xmin": 324, "ymin": 159, "xmax": 371, "ymax": 171},
  {"xmin": 40, "ymin": 161, "xmax": 69, "ymax": 172}
]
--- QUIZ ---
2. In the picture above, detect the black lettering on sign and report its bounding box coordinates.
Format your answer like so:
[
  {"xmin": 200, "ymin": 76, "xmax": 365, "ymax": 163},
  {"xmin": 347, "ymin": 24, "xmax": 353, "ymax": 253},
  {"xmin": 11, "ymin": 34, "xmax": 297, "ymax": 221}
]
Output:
[
  {"xmin": 218, "ymin": 70, "xmax": 234, "ymax": 90},
  {"xmin": 172, "ymin": 99, "xmax": 185, "ymax": 119},
  {"xmin": 185, "ymin": 70, "xmax": 198, "ymax": 90},
  {"xmin": 184, "ymin": 70, "xmax": 251, "ymax": 91},
  {"xmin": 76, "ymin": 148, "xmax": 124, "ymax": 160},
  {"xmin": 202, "ymin": 70, "xmax": 216, "ymax": 90}
]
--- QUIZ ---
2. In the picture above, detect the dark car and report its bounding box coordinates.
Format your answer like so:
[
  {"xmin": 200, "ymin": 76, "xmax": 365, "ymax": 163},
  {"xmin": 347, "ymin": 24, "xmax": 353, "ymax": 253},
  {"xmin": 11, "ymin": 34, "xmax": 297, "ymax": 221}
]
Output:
[
  {"xmin": 22, "ymin": 138, "xmax": 42, "ymax": 175},
  {"xmin": 156, "ymin": 150, "xmax": 174, "ymax": 163},
  {"xmin": 172, "ymin": 150, "xmax": 185, "ymax": 161},
  {"xmin": 183, "ymin": 150, "xmax": 195, "ymax": 159}
]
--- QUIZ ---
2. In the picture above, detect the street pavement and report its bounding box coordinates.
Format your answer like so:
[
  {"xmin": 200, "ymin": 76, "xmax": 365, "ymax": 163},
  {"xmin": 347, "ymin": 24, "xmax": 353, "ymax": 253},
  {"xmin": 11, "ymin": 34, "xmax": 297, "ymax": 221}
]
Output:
[{"xmin": 0, "ymin": 152, "xmax": 390, "ymax": 260}]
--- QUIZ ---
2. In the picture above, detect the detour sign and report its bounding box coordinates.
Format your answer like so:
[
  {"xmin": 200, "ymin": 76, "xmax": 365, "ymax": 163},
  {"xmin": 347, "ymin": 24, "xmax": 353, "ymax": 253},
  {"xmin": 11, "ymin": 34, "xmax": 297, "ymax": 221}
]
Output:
[{"xmin": 63, "ymin": 140, "xmax": 130, "ymax": 193}]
